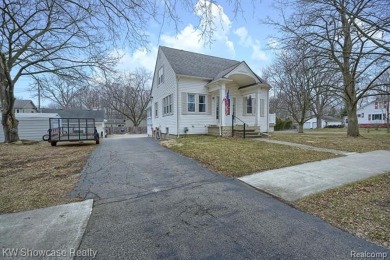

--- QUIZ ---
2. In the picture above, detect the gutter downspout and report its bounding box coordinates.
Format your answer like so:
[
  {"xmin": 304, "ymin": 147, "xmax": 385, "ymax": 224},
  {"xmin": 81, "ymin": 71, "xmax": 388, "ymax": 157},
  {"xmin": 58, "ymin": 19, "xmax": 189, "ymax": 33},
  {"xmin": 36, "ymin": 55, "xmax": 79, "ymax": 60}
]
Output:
[{"xmin": 176, "ymin": 76, "xmax": 180, "ymax": 138}]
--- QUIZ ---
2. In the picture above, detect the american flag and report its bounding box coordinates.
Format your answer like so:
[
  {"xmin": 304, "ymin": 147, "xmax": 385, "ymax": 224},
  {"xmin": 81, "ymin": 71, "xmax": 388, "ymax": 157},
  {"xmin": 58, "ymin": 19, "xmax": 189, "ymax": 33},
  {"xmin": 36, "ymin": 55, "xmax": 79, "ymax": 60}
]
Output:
[{"xmin": 224, "ymin": 90, "xmax": 230, "ymax": 115}]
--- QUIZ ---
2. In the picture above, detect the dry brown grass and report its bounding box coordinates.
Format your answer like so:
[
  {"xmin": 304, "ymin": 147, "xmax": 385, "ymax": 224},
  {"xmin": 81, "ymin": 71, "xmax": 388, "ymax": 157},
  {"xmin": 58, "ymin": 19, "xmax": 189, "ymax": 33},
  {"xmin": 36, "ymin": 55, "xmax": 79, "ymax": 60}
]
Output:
[
  {"xmin": 295, "ymin": 173, "xmax": 390, "ymax": 248},
  {"xmin": 0, "ymin": 141, "xmax": 96, "ymax": 213},
  {"xmin": 271, "ymin": 128, "xmax": 390, "ymax": 152},
  {"xmin": 162, "ymin": 135, "xmax": 338, "ymax": 177}
]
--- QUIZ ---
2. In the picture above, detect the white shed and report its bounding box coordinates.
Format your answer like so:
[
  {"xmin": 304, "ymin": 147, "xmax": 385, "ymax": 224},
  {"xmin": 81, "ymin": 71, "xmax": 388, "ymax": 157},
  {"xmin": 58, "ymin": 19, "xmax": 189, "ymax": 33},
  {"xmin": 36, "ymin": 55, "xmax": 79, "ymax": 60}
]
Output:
[
  {"xmin": 303, "ymin": 116, "xmax": 343, "ymax": 129},
  {"xmin": 0, "ymin": 113, "xmax": 60, "ymax": 142}
]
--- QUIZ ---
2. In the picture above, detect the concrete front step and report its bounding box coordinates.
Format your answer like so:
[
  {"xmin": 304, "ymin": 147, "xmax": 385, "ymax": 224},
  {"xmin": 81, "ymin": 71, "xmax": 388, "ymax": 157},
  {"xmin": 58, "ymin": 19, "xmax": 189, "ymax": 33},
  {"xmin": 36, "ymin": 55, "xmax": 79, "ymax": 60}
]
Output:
[{"xmin": 233, "ymin": 129, "xmax": 261, "ymax": 138}]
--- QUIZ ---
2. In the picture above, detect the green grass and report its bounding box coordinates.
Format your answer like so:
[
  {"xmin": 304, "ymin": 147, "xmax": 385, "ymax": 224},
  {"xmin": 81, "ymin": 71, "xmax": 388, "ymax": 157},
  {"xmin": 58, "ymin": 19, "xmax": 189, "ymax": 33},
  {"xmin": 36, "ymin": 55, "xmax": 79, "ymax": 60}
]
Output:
[
  {"xmin": 162, "ymin": 135, "xmax": 339, "ymax": 177},
  {"xmin": 295, "ymin": 173, "xmax": 390, "ymax": 248},
  {"xmin": 271, "ymin": 128, "xmax": 390, "ymax": 152}
]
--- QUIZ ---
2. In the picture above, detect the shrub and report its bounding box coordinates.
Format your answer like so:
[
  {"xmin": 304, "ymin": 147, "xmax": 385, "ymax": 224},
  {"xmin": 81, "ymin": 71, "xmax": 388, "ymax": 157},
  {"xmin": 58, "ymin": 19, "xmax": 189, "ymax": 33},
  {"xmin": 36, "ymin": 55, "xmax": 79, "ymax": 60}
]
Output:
[{"xmin": 275, "ymin": 117, "xmax": 293, "ymax": 131}]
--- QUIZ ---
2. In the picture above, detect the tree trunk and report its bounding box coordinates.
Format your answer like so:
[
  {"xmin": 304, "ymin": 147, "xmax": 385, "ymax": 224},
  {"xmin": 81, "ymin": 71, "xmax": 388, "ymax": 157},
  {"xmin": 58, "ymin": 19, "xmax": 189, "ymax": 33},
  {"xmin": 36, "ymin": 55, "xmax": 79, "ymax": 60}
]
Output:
[
  {"xmin": 346, "ymin": 101, "xmax": 359, "ymax": 137},
  {"xmin": 316, "ymin": 115, "xmax": 322, "ymax": 129},
  {"xmin": 387, "ymin": 94, "xmax": 389, "ymax": 133},
  {"xmin": 298, "ymin": 123, "xmax": 304, "ymax": 133},
  {"xmin": 0, "ymin": 54, "xmax": 20, "ymax": 143},
  {"xmin": 1, "ymin": 111, "xmax": 19, "ymax": 143}
]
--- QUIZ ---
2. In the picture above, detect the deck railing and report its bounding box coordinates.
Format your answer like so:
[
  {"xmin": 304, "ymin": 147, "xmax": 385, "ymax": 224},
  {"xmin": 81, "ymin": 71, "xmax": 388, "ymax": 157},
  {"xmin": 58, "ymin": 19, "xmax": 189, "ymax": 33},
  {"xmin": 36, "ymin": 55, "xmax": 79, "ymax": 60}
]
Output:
[{"xmin": 232, "ymin": 113, "xmax": 248, "ymax": 139}]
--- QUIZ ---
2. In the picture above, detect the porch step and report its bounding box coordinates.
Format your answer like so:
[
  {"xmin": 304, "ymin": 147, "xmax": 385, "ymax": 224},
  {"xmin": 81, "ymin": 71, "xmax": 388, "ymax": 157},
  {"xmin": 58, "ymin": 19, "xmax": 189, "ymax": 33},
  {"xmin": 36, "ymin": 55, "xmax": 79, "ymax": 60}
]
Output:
[{"xmin": 233, "ymin": 129, "xmax": 261, "ymax": 138}]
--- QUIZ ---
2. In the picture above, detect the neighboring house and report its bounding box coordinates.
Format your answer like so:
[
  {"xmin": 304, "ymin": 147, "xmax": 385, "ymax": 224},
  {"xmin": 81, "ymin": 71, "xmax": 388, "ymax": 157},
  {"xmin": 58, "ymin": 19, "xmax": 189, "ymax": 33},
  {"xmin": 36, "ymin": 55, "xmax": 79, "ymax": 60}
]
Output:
[
  {"xmin": 0, "ymin": 113, "xmax": 60, "ymax": 142},
  {"xmin": 149, "ymin": 46, "xmax": 274, "ymax": 137},
  {"xmin": 41, "ymin": 108, "xmax": 105, "ymax": 137},
  {"xmin": 12, "ymin": 99, "xmax": 38, "ymax": 113},
  {"xmin": 105, "ymin": 119, "xmax": 126, "ymax": 128},
  {"xmin": 106, "ymin": 118, "xmax": 147, "ymax": 134},
  {"xmin": 125, "ymin": 119, "xmax": 147, "ymax": 128},
  {"xmin": 303, "ymin": 116, "xmax": 343, "ymax": 129},
  {"xmin": 356, "ymin": 98, "xmax": 389, "ymax": 127},
  {"xmin": 105, "ymin": 119, "xmax": 126, "ymax": 134}
]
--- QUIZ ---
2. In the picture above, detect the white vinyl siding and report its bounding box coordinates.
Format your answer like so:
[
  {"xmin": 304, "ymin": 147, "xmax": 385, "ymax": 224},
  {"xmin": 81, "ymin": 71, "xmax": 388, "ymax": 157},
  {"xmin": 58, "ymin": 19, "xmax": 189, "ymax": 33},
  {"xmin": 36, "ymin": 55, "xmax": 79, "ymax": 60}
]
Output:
[
  {"xmin": 260, "ymin": 98, "xmax": 265, "ymax": 117},
  {"xmin": 356, "ymin": 100, "xmax": 388, "ymax": 126},
  {"xmin": 177, "ymin": 77, "xmax": 214, "ymax": 134},
  {"xmin": 151, "ymin": 49, "xmax": 177, "ymax": 134}
]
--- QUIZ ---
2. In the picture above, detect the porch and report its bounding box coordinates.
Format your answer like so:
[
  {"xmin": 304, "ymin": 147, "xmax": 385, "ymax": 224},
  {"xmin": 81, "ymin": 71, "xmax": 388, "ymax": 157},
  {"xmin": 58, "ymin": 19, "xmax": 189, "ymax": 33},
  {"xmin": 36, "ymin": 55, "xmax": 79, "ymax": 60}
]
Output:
[{"xmin": 205, "ymin": 61, "xmax": 273, "ymax": 135}]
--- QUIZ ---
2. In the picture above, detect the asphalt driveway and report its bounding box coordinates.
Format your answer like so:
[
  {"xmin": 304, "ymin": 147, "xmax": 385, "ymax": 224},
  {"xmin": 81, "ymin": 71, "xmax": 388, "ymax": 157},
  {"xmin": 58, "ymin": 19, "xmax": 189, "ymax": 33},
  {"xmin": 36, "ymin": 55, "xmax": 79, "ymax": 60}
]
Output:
[{"xmin": 72, "ymin": 135, "xmax": 389, "ymax": 259}]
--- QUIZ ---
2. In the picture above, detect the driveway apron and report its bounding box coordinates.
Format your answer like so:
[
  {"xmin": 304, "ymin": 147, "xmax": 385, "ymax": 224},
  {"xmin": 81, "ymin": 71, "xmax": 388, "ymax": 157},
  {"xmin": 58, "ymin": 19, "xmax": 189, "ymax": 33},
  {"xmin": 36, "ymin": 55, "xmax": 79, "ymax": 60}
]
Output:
[{"xmin": 72, "ymin": 135, "xmax": 389, "ymax": 259}]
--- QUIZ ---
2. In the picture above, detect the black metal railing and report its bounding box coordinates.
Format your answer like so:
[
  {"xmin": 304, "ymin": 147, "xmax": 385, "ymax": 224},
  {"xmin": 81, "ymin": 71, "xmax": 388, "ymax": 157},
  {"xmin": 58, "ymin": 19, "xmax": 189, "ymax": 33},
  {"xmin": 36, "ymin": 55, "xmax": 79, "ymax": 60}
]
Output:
[{"xmin": 232, "ymin": 113, "xmax": 247, "ymax": 139}]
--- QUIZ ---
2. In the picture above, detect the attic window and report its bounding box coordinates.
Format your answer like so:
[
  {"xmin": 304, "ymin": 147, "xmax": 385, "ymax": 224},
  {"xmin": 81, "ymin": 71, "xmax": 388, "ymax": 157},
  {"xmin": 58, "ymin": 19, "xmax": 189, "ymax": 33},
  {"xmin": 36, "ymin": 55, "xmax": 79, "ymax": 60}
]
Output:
[{"xmin": 158, "ymin": 66, "xmax": 164, "ymax": 85}]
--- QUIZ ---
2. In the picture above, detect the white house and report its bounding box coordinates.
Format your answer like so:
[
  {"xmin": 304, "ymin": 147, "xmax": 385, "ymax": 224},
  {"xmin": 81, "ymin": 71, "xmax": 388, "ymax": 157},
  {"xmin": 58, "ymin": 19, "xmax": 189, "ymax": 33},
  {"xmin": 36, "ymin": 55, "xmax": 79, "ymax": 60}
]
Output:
[
  {"xmin": 356, "ymin": 98, "xmax": 388, "ymax": 127},
  {"xmin": 148, "ymin": 46, "xmax": 274, "ymax": 137},
  {"xmin": 303, "ymin": 116, "xmax": 343, "ymax": 129}
]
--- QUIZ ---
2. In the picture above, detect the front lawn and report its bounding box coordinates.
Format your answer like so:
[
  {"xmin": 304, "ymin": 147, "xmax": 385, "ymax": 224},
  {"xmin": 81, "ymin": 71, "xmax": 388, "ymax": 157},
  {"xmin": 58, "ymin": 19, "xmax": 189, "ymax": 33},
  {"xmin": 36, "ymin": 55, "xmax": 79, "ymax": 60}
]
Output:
[
  {"xmin": 0, "ymin": 141, "xmax": 96, "ymax": 213},
  {"xmin": 295, "ymin": 173, "xmax": 390, "ymax": 248},
  {"xmin": 162, "ymin": 135, "xmax": 338, "ymax": 177},
  {"xmin": 271, "ymin": 128, "xmax": 390, "ymax": 152}
]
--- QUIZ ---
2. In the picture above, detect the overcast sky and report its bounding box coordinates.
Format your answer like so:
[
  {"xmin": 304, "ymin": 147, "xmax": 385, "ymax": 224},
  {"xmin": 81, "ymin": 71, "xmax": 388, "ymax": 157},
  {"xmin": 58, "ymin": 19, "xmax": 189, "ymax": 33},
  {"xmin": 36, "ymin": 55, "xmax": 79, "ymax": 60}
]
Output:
[{"xmin": 18, "ymin": 0, "xmax": 281, "ymax": 105}]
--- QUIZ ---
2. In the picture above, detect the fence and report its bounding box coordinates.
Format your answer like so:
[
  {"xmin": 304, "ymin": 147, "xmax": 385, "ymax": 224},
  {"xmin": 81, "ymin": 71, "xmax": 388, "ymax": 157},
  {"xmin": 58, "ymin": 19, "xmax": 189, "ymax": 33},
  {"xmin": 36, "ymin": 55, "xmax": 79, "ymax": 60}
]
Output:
[{"xmin": 106, "ymin": 126, "xmax": 147, "ymax": 135}]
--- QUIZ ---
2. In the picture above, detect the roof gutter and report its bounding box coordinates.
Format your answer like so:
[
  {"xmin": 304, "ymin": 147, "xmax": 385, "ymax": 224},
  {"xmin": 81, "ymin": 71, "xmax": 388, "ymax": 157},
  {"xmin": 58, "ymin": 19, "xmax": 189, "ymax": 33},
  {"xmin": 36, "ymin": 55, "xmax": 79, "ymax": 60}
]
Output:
[{"xmin": 176, "ymin": 74, "xmax": 213, "ymax": 81}]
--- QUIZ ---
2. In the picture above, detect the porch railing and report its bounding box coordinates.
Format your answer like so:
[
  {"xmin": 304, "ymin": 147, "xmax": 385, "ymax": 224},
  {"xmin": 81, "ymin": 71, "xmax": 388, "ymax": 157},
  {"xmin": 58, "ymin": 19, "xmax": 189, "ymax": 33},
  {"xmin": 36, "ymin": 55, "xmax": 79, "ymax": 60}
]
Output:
[{"xmin": 232, "ymin": 113, "xmax": 248, "ymax": 139}]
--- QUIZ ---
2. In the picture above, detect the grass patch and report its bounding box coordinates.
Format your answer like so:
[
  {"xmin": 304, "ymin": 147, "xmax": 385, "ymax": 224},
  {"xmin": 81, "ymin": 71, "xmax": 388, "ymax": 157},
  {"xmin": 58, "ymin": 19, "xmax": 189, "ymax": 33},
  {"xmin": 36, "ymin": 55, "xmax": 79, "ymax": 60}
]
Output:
[
  {"xmin": 271, "ymin": 128, "xmax": 390, "ymax": 152},
  {"xmin": 295, "ymin": 173, "xmax": 390, "ymax": 248},
  {"xmin": 0, "ymin": 141, "xmax": 96, "ymax": 213},
  {"xmin": 162, "ymin": 135, "xmax": 338, "ymax": 177}
]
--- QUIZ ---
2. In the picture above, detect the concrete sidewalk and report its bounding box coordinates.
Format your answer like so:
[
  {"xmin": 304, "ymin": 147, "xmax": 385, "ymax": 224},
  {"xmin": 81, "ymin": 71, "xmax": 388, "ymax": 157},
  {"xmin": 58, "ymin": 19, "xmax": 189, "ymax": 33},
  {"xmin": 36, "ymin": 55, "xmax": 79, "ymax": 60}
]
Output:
[
  {"xmin": 0, "ymin": 200, "xmax": 93, "ymax": 260},
  {"xmin": 256, "ymin": 138, "xmax": 356, "ymax": 155},
  {"xmin": 239, "ymin": 150, "xmax": 390, "ymax": 201}
]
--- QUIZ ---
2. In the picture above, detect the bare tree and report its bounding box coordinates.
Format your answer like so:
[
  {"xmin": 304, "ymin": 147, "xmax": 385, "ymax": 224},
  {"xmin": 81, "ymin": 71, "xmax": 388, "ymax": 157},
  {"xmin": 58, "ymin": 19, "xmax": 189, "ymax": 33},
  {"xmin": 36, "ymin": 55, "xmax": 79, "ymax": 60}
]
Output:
[
  {"xmin": 1, "ymin": 0, "xmax": 255, "ymax": 143},
  {"xmin": 310, "ymin": 66, "xmax": 342, "ymax": 128},
  {"xmin": 30, "ymin": 76, "xmax": 86, "ymax": 109},
  {"xmin": 76, "ymin": 86, "xmax": 102, "ymax": 110},
  {"xmin": 267, "ymin": 0, "xmax": 390, "ymax": 137},
  {"xmin": 102, "ymin": 69, "xmax": 152, "ymax": 127},
  {"xmin": 266, "ymin": 48, "xmax": 316, "ymax": 133}
]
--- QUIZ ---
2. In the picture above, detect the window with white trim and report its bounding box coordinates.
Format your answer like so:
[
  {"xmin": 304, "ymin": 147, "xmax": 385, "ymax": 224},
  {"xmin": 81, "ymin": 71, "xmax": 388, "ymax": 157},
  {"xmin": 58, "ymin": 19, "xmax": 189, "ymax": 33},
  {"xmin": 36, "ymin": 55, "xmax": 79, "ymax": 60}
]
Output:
[
  {"xmin": 163, "ymin": 94, "xmax": 173, "ymax": 116},
  {"xmin": 199, "ymin": 95, "xmax": 206, "ymax": 112},
  {"xmin": 372, "ymin": 114, "xmax": 382, "ymax": 120},
  {"xmin": 154, "ymin": 102, "xmax": 158, "ymax": 117},
  {"xmin": 188, "ymin": 94, "xmax": 196, "ymax": 112},
  {"xmin": 147, "ymin": 107, "xmax": 152, "ymax": 118},
  {"xmin": 158, "ymin": 66, "xmax": 164, "ymax": 85},
  {"xmin": 246, "ymin": 97, "xmax": 254, "ymax": 114}
]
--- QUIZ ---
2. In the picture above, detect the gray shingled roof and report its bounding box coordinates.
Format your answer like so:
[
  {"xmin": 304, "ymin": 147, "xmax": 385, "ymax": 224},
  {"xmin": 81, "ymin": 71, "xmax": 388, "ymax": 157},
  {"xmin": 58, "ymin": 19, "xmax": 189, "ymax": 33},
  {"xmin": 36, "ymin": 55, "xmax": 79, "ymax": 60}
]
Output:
[
  {"xmin": 41, "ymin": 108, "xmax": 105, "ymax": 121},
  {"xmin": 160, "ymin": 46, "xmax": 241, "ymax": 79},
  {"xmin": 14, "ymin": 99, "xmax": 37, "ymax": 109}
]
